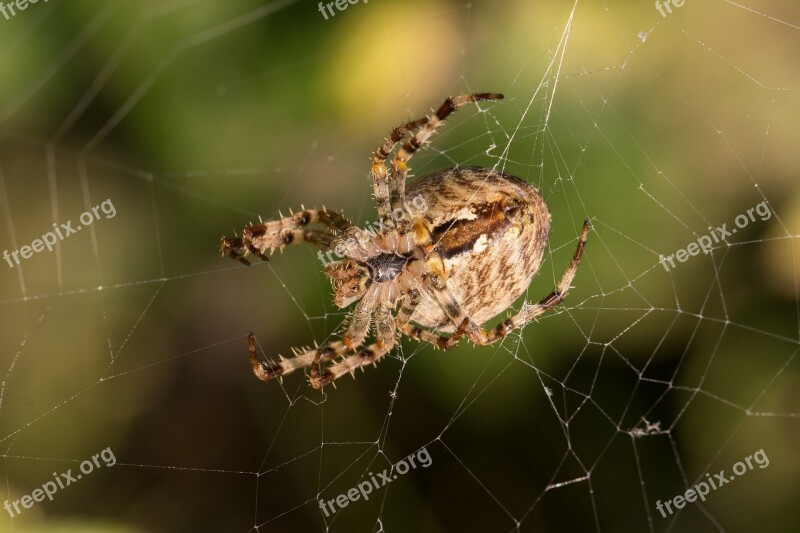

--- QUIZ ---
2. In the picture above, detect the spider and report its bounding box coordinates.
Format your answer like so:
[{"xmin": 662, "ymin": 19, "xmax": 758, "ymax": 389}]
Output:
[{"xmin": 220, "ymin": 92, "xmax": 590, "ymax": 389}]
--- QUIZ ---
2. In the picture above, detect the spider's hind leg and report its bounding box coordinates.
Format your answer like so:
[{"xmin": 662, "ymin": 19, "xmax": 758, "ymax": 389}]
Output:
[
  {"xmin": 423, "ymin": 220, "xmax": 590, "ymax": 345},
  {"xmin": 393, "ymin": 288, "xmax": 464, "ymax": 350}
]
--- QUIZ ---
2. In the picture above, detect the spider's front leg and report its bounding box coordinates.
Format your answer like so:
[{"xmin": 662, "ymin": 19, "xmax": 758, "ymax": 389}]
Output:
[
  {"xmin": 371, "ymin": 93, "xmax": 503, "ymax": 234},
  {"xmin": 311, "ymin": 305, "xmax": 398, "ymax": 388},
  {"xmin": 371, "ymin": 117, "xmax": 429, "ymax": 221},
  {"xmin": 248, "ymin": 294, "xmax": 380, "ymax": 388},
  {"xmin": 220, "ymin": 208, "xmax": 352, "ymax": 265},
  {"xmin": 424, "ymin": 220, "xmax": 590, "ymax": 345},
  {"xmin": 249, "ymin": 334, "xmax": 345, "ymax": 382},
  {"xmin": 307, "ymin": 296, "xmax": 372, "ymax": 388},
  {"xmin": 389, "ymin": 93, "xmax": 503, "ymax": 213}
]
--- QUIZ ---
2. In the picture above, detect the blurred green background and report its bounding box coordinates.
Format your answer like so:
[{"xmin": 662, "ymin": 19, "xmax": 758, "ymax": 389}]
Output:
[{"xmin": 0, "ymin": 0, "xmax": 798, "ymax": 531}]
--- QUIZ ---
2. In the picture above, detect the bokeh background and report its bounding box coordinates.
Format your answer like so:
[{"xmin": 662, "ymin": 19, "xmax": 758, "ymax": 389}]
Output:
[{"xmin": 0, "ymin": 0, "xmax": 798, "ymax": 531}]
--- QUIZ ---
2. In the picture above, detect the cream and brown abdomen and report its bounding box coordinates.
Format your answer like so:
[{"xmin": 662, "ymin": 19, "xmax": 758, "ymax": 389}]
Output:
[{"xmin": 406, "ymin": 167, "xmax": 551, "ymax": 332}]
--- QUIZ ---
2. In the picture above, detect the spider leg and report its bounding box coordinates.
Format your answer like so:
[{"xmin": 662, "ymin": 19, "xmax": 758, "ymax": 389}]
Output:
[
  {"xmin": 371, "ymin": 117, "xmax": 429, "ymax": 221},
  {"xmin": 312, "ymin": 306, "xmax": 396, "ymax": 387},
  {"xmin": 220, "ymin": 228, "xmax": 336, "ymax": 265},
  {"xmin": 395, "ymin": 288, "xmax": 465, "ymax": 350},
  {"xmin": 249, "ymin": 334, "xmax": 345, "ymax": 381},
  {"xmin": 220, "ymin": 208, "xmax": 351, "ymax": 264},
  {"xmin": 248, "ymin": 286, "xmax": 380, "ymax": 388},
  {"xmin": 400, "ymin": 322, "xmax": 469, "ymax": 350},
  {"xmin": 249, "ymin": 227, "xmax": 338, "ymax": 256},
  {"xmin": 391, "ymin": 93, "xmax": 503, "ymax": 183},
  {"xmin": 395, "ymin": 288, "xmax": 421, "ymax": 323},
  {"xmin": 424, "ymin": 220, "xmax": 590, "ymax": 345},
  {"xmin": 308, "ymin": 296, "xmax": 375, "ymax": 388}
]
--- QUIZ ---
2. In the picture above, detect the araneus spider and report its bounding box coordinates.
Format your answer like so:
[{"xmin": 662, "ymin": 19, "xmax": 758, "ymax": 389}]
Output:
[{"xmin": 220, "ymin": 92, "xmax": 590, "ymax": 389}]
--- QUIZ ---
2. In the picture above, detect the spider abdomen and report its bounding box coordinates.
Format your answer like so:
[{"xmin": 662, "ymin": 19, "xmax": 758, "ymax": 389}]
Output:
[{"xmin": 407, "ymin": 166, "xmax": 551, "ymax": 332}]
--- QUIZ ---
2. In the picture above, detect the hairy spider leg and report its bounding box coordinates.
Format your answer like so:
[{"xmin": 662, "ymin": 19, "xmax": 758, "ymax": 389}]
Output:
[{"xmin": 220, "ymin": 208, "xmax": 351, "ymax": 265}]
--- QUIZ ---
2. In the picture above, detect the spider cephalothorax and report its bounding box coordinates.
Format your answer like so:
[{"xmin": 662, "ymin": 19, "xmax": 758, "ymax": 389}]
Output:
[
  {"xmin": 323, "ymin": 259, "xmax": 371, "ymax": 308},
  {"xmin": 220, "ymin": 93, "xmax": 590, "ymax": 389}
]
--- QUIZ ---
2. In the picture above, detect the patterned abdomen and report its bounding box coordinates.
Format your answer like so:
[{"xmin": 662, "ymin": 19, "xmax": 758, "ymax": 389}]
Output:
[{"xmin": 407, "ymin": 167, "xmax": 551, "ymax": 331}]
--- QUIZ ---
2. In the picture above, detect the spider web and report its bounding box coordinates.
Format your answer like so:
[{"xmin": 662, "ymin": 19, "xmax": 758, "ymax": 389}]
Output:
[{"xmin": 0, "ymin": 0, "xmax": 798, "ymax": 531}]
